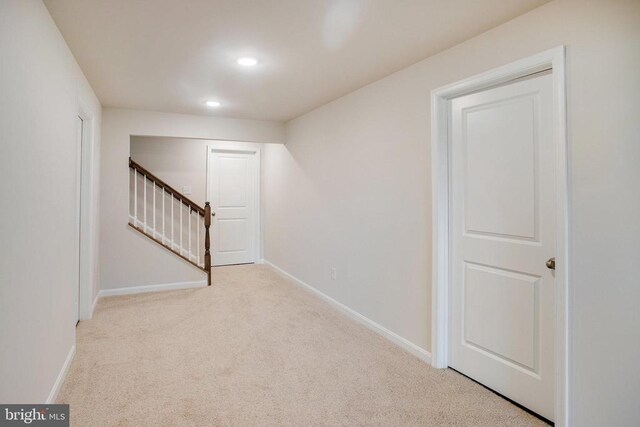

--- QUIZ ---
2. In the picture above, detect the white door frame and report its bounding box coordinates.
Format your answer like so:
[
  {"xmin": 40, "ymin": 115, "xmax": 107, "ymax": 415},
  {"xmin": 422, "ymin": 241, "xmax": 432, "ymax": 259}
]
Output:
[
  {"xmin": 430, "ymin": 46, "xmax": 570, "ymax": 425},
  {"xmin": 76, "ymin": 100, "xmax": 97, "ymax": 321},
  {"xmin": 206, "ymin": 141, "xmax": 262, "ymax": 264}
]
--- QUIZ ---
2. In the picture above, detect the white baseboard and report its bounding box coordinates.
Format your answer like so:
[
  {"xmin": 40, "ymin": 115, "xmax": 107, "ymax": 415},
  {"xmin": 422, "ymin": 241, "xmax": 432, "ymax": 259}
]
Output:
[
  {"xmin": 46, "ymin": 344, "xmax": 75, "ymax": 404},
  {"xmin": 98, "ymin": 280, "xmax": 207, "ymax": 298},
  {"xmin": 264, "ymin": 260, "xmax": 432, "ymax": 364}
]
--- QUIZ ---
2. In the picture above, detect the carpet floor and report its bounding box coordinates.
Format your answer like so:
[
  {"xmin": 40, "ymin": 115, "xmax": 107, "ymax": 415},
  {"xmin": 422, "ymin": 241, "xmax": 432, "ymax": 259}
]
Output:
[{"xmin": 58, "ymin": 264, "xmax": 547, "ymax": 426}]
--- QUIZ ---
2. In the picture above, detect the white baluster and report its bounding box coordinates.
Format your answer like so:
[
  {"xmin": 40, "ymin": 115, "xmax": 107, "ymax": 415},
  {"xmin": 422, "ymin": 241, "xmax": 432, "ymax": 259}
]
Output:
[
  {"xmin": 153, "ymin": 181, "xmax": 156, "ymax": 237},
  {"xmin": 197, "ymin": 215, "xmax": 200, "ymax": 266},
  {"xmin": 180, "ymin": 202, "xmax": 183, "ymax": 255},
  {"xmin": 162, "ymin": 189, "xmax": 165, "ymax": 244},
  {"xmin": 129, "ymin": 169, "xmax": 131, "ymax": 219},
  {"xmin": 143, "ymin": 175, "xmax": 147, "ymax": 233},
  {"xmin": 188, "ymin": 209, "xmax": 192, "ymax": 260},
  {"xmin": 171, "ymin": 195, "xmax": 174, "ymax": 249},
  {"xmin": 134, "ymin": 169, "xmax": 138, "ymax": 227}
]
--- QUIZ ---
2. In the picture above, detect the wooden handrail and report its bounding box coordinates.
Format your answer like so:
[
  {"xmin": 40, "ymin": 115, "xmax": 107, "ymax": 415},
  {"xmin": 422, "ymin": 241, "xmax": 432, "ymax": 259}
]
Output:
[{"xmin": 129, "ymin": 157, "xmax": 205, "ymax": 216}]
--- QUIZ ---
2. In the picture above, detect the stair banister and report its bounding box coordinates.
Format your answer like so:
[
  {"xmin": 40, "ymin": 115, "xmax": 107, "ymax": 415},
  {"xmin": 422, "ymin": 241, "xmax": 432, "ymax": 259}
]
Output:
[{"xmin": 128, "ymin": 157, "xmax": 212, "ymax": 285}]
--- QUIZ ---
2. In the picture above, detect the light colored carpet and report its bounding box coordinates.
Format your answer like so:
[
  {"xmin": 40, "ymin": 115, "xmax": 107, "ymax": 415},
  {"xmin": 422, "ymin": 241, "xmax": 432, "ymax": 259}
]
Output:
[{"xmin": 58, "ymin": 264, "xmax": 547, "ymax": 426}]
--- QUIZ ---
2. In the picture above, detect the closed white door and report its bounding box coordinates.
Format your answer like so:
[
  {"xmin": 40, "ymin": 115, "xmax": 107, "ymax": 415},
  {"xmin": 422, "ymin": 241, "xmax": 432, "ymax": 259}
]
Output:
[
  {"xmin": 449, "ymin": 73, "xmax": 556, "ymax": 420},
  {"xmin": 208, "ymin": 149, "xmax": 257, "ymax": 266},
  {"xmin": 76, "ymin": 115, "xmax": 84, "ymax": 325}
]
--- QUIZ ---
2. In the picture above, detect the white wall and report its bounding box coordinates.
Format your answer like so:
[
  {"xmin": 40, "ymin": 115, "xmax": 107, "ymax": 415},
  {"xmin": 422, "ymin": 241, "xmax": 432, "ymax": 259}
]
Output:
[
  {"xmin": 263, "ymin": 1, "xmax": 640, "ymax": 425},
  {"xmin": 0, "ymin": 0, "xmax": 102, "ymax": 403},
  {"xmin": 131, "ymin": 136, "xmax": 220, "ymax": 207},
  {"xmin": 100, "ymin": 108, "xmax": 284, "ymax": 290}
]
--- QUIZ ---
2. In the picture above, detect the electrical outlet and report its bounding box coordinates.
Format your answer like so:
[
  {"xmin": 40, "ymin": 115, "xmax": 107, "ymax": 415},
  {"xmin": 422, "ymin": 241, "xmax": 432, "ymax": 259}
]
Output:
[
  {"xmin": 331, "ymin": 267, "xmax": 337, "ymax": 280},
  {"xmin": 182, "ymin": 185, "xmax": 192, "ymax": 195}
]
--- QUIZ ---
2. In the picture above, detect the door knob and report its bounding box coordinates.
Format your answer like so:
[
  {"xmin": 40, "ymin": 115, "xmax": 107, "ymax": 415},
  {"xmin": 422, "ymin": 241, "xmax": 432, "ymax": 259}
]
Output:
[{"xmin": 546, "ymin": 257, "xmax": 556, "ymax": 270}]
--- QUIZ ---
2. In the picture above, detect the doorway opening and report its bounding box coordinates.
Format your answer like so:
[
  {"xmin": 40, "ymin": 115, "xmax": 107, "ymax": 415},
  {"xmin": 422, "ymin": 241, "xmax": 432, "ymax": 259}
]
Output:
[
  {"xmin": 430, "ymin": 46, "xmax": 569, "ymax": 425},
  {"xmin": 75, "ymin": 115, "xmax": 83, "ymax": 325},
  {"xmin": 76, "ymin": 104, "xmax": 96, "ymax": 323},
  {"xmin": 206, "ymin": 143, "xmax": 261, "ymax": 267}
]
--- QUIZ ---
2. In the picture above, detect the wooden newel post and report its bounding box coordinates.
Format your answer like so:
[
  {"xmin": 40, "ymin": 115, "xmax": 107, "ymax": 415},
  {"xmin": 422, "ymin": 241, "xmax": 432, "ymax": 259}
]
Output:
[{"xmin": 204, "ymin": 202, "xmax": 212, "ymax": 286}]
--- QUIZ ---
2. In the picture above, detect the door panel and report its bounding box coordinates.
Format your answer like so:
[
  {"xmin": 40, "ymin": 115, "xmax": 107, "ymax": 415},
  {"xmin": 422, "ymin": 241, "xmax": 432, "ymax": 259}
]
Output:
[
  {"xmin": 450, "ymin": 73, "xmax": 555, "ymax": 420},
  {"xmin": 209, "ymin": 150, "xmax": 257, "ymax": 266},
  {"xmin": 218, "ymin": 219, "xmax": 248, "ymax": 253},
  {"xmin": 219, "ymin": 157, "xmax": 248, "ymax": 207},
  {"xmin": 463, "ymin": 262, "xmax": 539, "ymax": 372},
  {"xmin": 464, "ymin": 96, "xmax": 537, "ymax": 240}
]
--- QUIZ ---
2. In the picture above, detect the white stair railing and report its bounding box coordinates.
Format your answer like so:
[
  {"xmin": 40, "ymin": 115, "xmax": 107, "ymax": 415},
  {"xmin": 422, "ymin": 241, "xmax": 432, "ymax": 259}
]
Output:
[{"xmin": 128, "ymin": 158, "xmax": 212, "ymax": 284}]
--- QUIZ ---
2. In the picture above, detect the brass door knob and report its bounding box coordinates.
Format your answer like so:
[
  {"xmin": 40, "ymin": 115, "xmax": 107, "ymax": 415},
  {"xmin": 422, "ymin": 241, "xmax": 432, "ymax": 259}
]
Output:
[{"xmin": 546, "ymin": 257, "xmax": 556, "ymax": 270}]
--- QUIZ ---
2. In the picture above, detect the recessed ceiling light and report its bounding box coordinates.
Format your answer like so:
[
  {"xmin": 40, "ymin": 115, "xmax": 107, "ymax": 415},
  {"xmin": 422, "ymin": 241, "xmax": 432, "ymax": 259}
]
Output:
[
  {"xmin": 205, "ymin": 100, "xmax": 221, "ymax": 107},
  {"xmin": 237, "ymin": 57, "xmax": 258, "ymax": 67}
]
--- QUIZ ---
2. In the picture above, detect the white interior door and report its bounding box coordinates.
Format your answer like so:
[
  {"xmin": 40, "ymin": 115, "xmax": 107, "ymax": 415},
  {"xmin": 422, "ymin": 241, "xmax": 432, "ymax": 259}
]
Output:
[
  {"xmin": 449, "ymin": 73, "xmax": 556, "ymax": 420},
  {"xmin": 75, "ymin": 115, "xmax": 83, "ymax": 325},
  {"xmin": 208, "ymin": 149, "xmax": 257, "ymax": 266}
]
